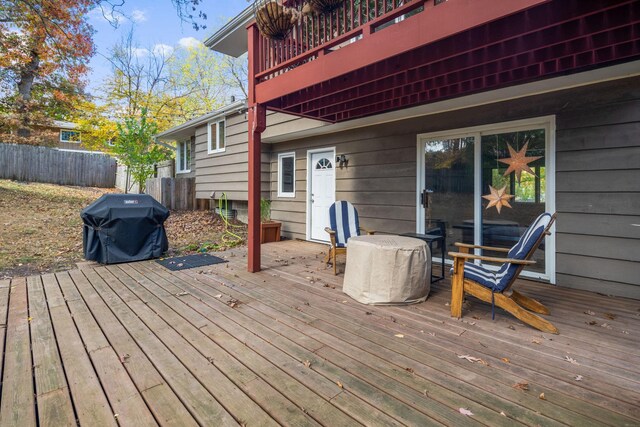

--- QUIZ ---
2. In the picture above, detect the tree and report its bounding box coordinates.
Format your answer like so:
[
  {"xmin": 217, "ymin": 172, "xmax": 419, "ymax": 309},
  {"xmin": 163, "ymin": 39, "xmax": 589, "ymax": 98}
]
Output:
[
  {"xmin": 112, "ymin": 109, "xmax": 171, "ymax": 193},
  {"xmin": 0, "ymin": 0, "xmax": 95, "ymax": 142}
]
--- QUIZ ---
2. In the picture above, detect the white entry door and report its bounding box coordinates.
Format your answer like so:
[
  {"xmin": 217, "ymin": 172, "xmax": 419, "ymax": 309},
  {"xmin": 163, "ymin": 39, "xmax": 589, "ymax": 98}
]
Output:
[{"xmin": 308, "ymin": 149, "xmax": 336, "ymax": 242}]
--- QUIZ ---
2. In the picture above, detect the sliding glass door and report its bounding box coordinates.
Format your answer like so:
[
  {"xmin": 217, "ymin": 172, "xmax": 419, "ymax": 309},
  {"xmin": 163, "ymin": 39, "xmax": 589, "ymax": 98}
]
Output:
[{"xmin": 417, "ymin": 117, "xmax": 555, "ymax": 281}]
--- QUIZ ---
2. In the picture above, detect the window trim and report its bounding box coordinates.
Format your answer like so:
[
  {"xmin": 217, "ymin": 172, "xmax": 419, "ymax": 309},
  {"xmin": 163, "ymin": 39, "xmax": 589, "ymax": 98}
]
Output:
[
  {"xmin": 176, "ymin": 140, "xmax": 191, "ymax": 174},
  {"xmin": 277, "ymin": 152, "xmax": 296, "ymax": 198},
  {"xmin": 207, "ymin": 119, "xmax": 226, "ymax": 154},
  {"xmin": 60, "ymin": 129, "xmax": 81, "ymax": 143}
]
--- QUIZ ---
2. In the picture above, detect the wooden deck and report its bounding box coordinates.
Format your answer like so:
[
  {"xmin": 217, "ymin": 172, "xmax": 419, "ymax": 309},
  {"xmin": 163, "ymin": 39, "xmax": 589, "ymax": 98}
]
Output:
[{"xmin": 0, "ymin": 240, "xmax": 638, "ymax": 426}]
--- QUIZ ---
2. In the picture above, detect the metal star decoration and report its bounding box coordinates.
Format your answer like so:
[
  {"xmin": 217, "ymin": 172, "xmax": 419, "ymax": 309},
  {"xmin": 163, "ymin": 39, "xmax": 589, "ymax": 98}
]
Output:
[
  {"xmin": 482, "ymin": 185, "xmax": 515, "ymax": 214},
  {"xmin": 497, "ymin": 142, "xmax": 542, "ymax": 183}
]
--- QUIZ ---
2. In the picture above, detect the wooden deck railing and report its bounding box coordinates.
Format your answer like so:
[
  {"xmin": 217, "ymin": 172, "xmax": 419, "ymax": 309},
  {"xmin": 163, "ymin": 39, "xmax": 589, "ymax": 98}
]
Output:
[{"xmin": 255, "ymin": 0, "xmax": 431, "ymax": 81}]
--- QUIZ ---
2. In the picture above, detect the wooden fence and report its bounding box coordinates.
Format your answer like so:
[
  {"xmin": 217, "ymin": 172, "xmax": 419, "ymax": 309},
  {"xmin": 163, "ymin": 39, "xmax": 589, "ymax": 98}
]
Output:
[
  {"xmin": 146, "ymin": 177, "xmax": 195, "ymax": 210},
  {"xmin": 0, "ymin": 143, "xmax": 116, "ymax": 188}
]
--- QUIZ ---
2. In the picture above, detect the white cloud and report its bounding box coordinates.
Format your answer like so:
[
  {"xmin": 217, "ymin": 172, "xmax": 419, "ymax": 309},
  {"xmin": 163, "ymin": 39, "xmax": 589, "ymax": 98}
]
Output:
[
  {"xmin": 131, "ymin": 47, "xmax": 150, "ymax": 58},
  {"xmin": 152, "ymin": 44, "xmax": 174, "ymax": 57},
  {"xmin": 89, "ymin": 6, "xmax": 123, "ymax": 26},
  {"xmin": 178, "ymin": 37, "xmax": 202, "ymax": 49},
  {"xmin": 131, "ymin": 9, "xmax": 147, "ymax": 23}
]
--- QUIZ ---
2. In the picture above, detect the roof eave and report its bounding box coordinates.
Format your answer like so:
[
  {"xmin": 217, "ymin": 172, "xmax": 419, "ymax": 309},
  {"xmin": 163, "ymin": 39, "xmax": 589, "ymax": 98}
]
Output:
[
  {"xmin": 154, "ymin": 100, "xmax": 247, "ymax": 141},
  {"xmin": 203, "ymin": 5, "xmax": 252, "ymax": 57}
]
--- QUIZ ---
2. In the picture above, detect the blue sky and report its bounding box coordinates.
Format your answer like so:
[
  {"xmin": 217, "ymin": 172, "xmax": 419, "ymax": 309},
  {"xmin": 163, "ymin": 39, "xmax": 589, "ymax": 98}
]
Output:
[{"xmin": 86, "ymin": 0, "xmax": 249, "ymax": 94}]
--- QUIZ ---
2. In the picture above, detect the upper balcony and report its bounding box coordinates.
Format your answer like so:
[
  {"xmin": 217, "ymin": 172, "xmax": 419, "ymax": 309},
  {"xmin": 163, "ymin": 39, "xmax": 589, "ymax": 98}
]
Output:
[{"xmin": 248, "ymin": 0, "xmax": 640, "ymax": 122}]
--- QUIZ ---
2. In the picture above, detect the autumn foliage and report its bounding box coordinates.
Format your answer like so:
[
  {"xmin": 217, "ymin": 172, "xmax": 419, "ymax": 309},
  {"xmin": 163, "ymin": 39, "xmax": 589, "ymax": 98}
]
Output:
[{"xmin": 0, "ymin": 0, "xmax": 95, "ymax": 144}]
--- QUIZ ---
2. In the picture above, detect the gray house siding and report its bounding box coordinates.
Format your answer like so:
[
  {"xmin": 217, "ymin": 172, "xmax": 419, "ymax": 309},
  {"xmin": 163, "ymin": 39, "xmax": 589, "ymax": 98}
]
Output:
[
  {"xmin": 194, "ymin": 113, "xmax": 270, "ymax": 203},
  {"xmin": 555, "ymin": 99, "xmax": 640, "ymax": 298},
  {"xmin": 268, "ymin": 76, "xmax": 640, "ymax": 298}
]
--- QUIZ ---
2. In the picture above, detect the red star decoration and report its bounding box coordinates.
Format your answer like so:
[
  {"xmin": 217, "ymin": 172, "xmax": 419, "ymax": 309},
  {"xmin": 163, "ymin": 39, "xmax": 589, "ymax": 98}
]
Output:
[
  {"xmin": 482, "ymin": 185, "xmax": 515, "ymax": 214},
  {"xmin": 497, "ymin": 142, "xmax": 542, "ymax": 183}
]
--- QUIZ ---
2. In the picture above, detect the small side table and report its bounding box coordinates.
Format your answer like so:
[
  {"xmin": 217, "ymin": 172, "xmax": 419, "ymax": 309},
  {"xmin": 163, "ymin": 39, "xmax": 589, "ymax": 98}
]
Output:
[{"xmin": 401, "ymin": 233, "xmax": 446, "ymax": 283}]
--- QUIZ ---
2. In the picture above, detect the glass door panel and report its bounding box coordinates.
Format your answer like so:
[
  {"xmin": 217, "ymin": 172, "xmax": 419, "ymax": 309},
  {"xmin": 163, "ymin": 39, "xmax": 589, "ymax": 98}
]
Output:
[
  {"xmin": 423, "ymin": 136, "xmax": 475, "ymax": 257},
  {"xmin": 480, "ymin": 128, "xmax": 547, "ymax": 273}
]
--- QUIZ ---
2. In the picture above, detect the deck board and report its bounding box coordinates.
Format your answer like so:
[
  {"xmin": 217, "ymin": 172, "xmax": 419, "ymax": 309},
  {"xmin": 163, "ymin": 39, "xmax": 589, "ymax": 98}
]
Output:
[{"xmin": 0, "ymin": 240, "xmax": 638, "ymax": 426}]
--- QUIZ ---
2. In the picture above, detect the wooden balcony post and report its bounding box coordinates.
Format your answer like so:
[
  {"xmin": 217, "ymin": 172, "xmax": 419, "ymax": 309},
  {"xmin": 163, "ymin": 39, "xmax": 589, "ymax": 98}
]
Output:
[
  {"xmin": 248, "ymin": 104, "xmax": 266, "ymax": 273},
  {"xmin": 248, "ymin": 23, "xmax": 266, "ymax": 273}
]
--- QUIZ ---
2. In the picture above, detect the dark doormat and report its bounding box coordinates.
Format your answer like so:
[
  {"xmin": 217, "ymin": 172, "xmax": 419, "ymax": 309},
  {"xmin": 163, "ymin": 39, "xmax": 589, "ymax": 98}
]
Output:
[{"xmin": 156, "ymin": 253, "xmax": 227, "ymax": 271}]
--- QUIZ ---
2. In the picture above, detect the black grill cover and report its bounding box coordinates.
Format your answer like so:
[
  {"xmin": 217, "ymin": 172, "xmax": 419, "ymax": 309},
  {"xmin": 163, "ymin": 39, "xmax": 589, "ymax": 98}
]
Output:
[{"xmin": 81, "ymin": 194, "xmax": 169, "ymax": 264}]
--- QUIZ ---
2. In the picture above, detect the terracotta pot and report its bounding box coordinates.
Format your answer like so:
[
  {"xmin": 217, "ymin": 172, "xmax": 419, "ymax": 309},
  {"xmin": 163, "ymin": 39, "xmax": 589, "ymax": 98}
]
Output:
[{"xmin": 260, "ymin": 221, "xmax": 282, "ymax": 244}]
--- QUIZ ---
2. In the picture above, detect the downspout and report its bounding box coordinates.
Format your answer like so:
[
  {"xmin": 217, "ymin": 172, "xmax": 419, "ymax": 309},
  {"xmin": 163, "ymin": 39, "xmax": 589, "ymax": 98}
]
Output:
[{"xmin": 247, "ymin": 23, "xmax": 266, "ymax": 273}]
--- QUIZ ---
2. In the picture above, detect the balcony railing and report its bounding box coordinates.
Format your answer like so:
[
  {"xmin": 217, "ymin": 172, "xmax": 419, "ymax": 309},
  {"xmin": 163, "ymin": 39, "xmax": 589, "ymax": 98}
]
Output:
[{"xmin": 254, "ymin": 0, "xmax": 432, "ymax": 81}]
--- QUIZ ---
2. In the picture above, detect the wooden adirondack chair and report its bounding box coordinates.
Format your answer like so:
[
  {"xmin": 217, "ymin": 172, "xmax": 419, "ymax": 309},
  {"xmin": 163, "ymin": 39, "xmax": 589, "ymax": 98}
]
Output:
[
  {"xmin": 324, "ymin": 200, "xmax": 375, "ymax": 275},
  {"xmin": 449, "ymin": 212, "xmax": 558, "ymax": 334}
]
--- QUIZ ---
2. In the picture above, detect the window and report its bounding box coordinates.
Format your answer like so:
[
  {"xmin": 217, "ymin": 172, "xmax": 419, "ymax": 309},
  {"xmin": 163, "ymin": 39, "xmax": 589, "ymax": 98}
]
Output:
[
  {"xmin": 176, "ymin": 140, "xmax": 191, "ymax": 174},
  {"xmin": 60, "ymin": 129, "xmax": 80, "ymax": 143},
  {"xmin": 278, "ymin": 152, "xmax": 295, "ymax": 197},
  {"xmin": 207, "ymin": 120, "xmax": 226, "ymax": 153}
]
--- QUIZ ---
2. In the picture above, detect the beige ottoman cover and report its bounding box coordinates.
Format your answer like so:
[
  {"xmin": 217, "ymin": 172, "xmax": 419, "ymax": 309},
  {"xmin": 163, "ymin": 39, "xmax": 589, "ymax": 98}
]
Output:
[{"xmin": 343, "ymin": 235, "xmax": 431, "ymax": 305}]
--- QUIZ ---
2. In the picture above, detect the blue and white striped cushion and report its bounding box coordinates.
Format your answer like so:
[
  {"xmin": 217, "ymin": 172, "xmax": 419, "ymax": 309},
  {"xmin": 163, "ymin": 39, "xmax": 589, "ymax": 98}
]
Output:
[
  {"xmin": 329, "ymin": 201, "xmax": 361, "ymax": 247},
  {"xmin": 464, "ymin": 212, "xmax": 552, "ymax": 292}
]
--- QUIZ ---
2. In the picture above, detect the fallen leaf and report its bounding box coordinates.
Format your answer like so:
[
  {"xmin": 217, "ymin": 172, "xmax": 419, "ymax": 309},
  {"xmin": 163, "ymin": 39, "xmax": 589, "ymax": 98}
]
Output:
[
  {"xmin": 405, "ymin": 367, "xmax": 414, "ymax": 373},
  {"xmin": 458, "ymin": 408, "xmax": 474, "ymax": 416},
  {"xmin": 604, "ymin": 312, "xmax": 616, "ymax": 320},
  {"xmin": 175, "ymin": 291, "xmax": 189, "ymax": 297},
  {"xmin": 336, "ymin": 381, "xmax": 343, "ymax": 388},
  {"xmin": 600, "ymin": 322, "xmax": 612, "ymax": 329},
  {"xmin": 27, "ymin": 317, "xmax": 33, "ymax": 322},
  {"xmin": 119, "ymin": 354, "xmax": 130, "ymax": 363},
  {"xmin": 513, "ymin": 381, "xmax": 529, "ymax": 391},
  {"xmin": 587, "ymin": 321, "xmax": 598, "ymax": 326},
  {"xmin": 394, "ymin": 334, "xmax": 404, "ymax": 338},
  {"xmin": 531, "ymin": 338, "xmax": 542, "ymax": 344},
  {"xmin": 215, "ymin": 294, "xmax": 222, "ymax": 298},
  {"xmin": 390, "ymin": 316, "xmax": 397, "ymax": 323},
  {"xmin": 365, "ymin": 312, "xmax": 373, "ymax": 315},
  {"xmin": 508, "ymin": 325, "xmax": 516, "ymax": 330},
  {"xmin": 539, "ymin": 393, "xmax": 546, "ymax": 400},
  {"xmin": 501, "ymin": 357, "xmax": 511, "ymax": 363},
  {"xmin": 564, "ymin": 356, "xmax": 578, "ymax": 365},
  {"xmin": 574, "ymin": 375, "xmax": 583, "ymax": 381},
  {"xmin": 500, "ymin": 411, "xmax": 506, "ymax": 417},
  {"xmin": 457, "ymin": 354, "xmax": 488, "ymax": 365},
  {"xmin": 584, "ymin": 310, "xmax": 596, "ymax": 316},
  {"xmin": 303, "ymin": 360, "xmax": 311, "ymax": 368}
]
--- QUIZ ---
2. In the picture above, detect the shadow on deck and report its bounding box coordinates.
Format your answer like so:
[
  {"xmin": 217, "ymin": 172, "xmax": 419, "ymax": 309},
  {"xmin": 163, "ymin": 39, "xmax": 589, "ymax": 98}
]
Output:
[{"xmin": 0, "ymin": 240, "xmax": 638, "ymax": 426}]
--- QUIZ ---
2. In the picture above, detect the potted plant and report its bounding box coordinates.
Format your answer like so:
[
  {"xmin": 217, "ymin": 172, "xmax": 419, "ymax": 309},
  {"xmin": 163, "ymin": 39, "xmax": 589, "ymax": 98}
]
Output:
[
  {"xmin": 255, "ymin": 1, "xmax": 298, "ymax": 40},
  {"xmin": 260, "ymin": 198, "xmax": 282, "ymax": 243},
  {"xmin": 303, "ymin": 0, "xmax": 344, "ymax": 15}
]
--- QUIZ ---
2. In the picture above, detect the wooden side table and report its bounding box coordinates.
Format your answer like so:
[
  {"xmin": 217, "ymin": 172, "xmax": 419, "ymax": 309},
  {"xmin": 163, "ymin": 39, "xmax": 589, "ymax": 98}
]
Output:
[{"xmin": 400, "ymin": 233, "xmax": 446, "ymax": 283}]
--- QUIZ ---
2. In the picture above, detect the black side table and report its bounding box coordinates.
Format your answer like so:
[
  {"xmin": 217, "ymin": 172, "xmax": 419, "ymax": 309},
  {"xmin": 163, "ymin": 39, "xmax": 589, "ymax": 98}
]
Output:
[{"xmin": 400, "ymin": 232, "xmax": 446, "ymax": 283}]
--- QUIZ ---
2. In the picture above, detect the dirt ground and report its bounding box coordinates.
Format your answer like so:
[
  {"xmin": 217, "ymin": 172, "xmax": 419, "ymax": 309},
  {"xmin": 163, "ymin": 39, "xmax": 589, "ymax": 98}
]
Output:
[{"xmin": 0, "ymin": 180, "xmax": 246, "ymax": 279}]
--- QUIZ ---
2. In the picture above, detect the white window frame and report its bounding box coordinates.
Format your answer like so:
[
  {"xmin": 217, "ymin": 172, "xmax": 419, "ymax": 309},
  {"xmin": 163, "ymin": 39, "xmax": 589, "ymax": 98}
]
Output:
[
  {"xmin": 416, "ymin": 115, "xmax": 556, "ymax": 283},
  {"xmin": 60, "ymin": 129, "xmax": 81, "ymax": 143},
  {"xmin": 207, "ymin": 119, "xmax": 226, "ymax": 154},
  {"xmin": 277, "ymin": 152, "xmax": 296, "ymax": 198},
  {"xmin": 176, "ymin": 140, "xmax": 191, "ymax": 174}
]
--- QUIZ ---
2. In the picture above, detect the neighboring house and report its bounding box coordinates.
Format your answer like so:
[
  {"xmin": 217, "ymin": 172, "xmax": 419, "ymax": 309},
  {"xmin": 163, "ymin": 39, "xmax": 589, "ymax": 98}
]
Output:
[
  {"xmin": 49, "ymin": 120, "xmax": 87, "ymax": 151},
  {"xmin": 202, "ymin": 0, "xmax": 640, "ymax": 299}
]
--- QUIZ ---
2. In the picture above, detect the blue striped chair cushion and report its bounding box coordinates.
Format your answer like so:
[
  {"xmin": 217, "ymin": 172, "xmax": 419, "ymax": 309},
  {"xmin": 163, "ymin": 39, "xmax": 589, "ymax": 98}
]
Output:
[
  {"xmin": 464, "ymin": 213, "xmax": 552, "ymax": 292},
  {"xmin": 329, "ymin": 201, "xmax": 361, "ymax": 248}
]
